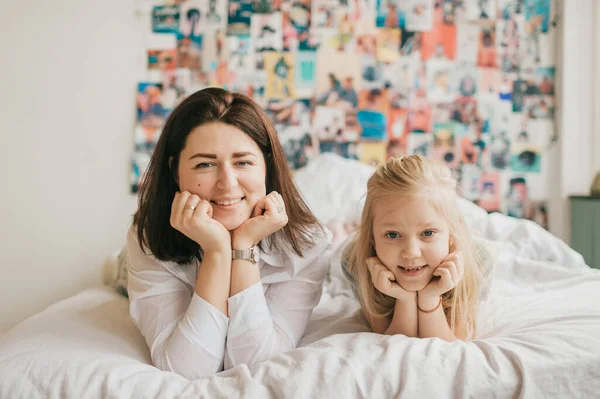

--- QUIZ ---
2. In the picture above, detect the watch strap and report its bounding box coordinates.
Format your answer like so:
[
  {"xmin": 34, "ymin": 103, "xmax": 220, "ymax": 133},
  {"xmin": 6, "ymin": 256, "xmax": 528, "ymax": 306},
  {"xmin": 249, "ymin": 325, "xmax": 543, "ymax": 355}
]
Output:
[{"xmin": 232, "ymin": 246, "xmax": 258, "ymax": 264}]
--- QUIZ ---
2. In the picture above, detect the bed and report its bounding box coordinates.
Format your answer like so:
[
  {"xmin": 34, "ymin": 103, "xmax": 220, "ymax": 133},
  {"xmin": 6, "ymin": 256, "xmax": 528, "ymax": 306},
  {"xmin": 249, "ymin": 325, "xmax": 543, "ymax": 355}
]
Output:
[{"xmin": 1, "ymin": 154, "xmax": 599, "ymax": 398}]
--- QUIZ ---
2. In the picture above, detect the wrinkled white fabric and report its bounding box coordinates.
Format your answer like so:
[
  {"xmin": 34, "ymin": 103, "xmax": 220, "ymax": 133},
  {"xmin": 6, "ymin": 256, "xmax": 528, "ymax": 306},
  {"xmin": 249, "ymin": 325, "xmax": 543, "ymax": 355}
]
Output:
[{"xmin": 1, "ymin": 154, "xmax": 598, "ymax": 398}]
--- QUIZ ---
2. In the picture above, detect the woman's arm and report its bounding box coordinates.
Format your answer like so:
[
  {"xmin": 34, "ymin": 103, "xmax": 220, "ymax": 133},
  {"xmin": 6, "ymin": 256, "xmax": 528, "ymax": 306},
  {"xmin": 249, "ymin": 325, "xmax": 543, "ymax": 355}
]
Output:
[
  {"xmin": 229, "ymin": 236, "xmax": 261, "ymax": 298},
  {"xmin": 195, "ymin": 251, "xmax": 232, "ymax": 315},
  {"xmin": 127, "ymin": 230, "xmax": 230, "ymax": 379},
  {"xmin": 417, "ymin": 295, "xmax": 456, "ymax": 342},
  {"xmin": 223, "ymin": 232, "xmax": 332, "ymax": 369}
]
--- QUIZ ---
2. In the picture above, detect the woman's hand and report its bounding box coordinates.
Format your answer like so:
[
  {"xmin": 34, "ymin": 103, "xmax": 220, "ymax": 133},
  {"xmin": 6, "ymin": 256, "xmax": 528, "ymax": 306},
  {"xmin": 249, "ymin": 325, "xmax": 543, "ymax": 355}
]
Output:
[
  {"xmin": 170, "ymin": 191, "xmax": 231, "ymax": 254},
  {"xmin": 418, "ymin": 251, "xmax": 464, "ymax": 305},
  {"xmin": 367, "ymin": 257, "xmax": 416, "ymax": 303},
  {"xmin": 231, "ymin": 191, "xmax": 288, "ymax": 249}
]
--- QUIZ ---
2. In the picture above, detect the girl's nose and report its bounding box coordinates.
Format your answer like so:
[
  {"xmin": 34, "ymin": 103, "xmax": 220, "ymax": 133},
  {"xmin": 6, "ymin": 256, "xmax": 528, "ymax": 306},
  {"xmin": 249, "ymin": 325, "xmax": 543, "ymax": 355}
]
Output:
[{"xmin": 401, "ymin": 238, "xmax": 421, "ymax": 259}]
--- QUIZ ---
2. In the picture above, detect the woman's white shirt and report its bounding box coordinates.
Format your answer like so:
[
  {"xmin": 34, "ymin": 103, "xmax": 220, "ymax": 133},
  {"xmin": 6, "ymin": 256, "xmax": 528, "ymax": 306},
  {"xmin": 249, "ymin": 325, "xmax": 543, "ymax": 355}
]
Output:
[{"xmin": 126, "ymin": 226, "xmax": 332, "ymax": 379}]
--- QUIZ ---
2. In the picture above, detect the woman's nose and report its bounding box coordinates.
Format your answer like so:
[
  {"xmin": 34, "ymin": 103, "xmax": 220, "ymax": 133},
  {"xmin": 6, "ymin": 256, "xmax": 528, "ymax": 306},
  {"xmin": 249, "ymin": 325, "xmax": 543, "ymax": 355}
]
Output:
[{"xmin": 217, "ymin": 165, "xmax": 238, "ymax": 190}]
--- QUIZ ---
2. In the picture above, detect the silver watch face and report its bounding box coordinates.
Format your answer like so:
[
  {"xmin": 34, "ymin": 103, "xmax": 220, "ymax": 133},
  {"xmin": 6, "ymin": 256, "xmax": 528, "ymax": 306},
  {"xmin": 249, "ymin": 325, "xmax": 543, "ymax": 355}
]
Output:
[{"xmin": 250, "ymin": 246, "xmax": 259, "ymax": 264}]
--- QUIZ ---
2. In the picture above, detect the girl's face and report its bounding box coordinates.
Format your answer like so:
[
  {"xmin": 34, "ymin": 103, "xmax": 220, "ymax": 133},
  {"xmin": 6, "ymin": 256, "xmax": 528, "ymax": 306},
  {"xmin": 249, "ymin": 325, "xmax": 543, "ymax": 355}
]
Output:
[
  {"xmin": 372, "ymin": 194, "xmax": 451, "ymax": 291},
  {"xmin": 177, "ymin": 122, "xmax": 267, "ymax": 231}
]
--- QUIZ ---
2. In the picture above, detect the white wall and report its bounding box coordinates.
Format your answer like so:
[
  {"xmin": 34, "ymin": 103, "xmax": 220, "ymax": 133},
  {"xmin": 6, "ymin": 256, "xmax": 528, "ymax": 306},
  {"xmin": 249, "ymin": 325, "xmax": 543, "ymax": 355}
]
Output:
[
  {"xmin": 0, "ymin": 0, "xmax": 597, "ymax": 333},
  {"xmin": 548, "ymin": 0, "xmax": 597, "ymax": 243},
  {"xmin": 593, "ymin": 1, "xmax": 600, "ymax": 177},
  {"xmin": 0, "ymin": 1, "xmax": 141, "ymax": 332}
]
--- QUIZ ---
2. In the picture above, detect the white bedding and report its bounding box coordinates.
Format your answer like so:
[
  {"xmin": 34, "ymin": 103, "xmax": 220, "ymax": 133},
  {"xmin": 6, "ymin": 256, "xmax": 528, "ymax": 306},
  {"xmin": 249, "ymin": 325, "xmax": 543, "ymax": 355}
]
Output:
[{"xmin": 1, "ymin": 154, "xmax": 599, "ymax": 398}]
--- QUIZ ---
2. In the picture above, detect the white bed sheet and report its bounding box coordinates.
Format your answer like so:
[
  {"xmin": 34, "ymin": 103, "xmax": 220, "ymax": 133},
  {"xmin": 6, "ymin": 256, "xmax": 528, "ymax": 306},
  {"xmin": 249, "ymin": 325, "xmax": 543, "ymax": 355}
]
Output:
[{"xmin": 1, "ymin": 154, "xmax": 599, "ymax": 398}]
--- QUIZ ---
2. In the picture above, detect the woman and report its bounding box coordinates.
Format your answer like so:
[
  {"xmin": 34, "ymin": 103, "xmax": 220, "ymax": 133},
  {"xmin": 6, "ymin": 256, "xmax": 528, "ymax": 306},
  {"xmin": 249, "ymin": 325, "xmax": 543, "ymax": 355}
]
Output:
[{"xmin": 127, "ymin": 87, "xmax": 332, "ymax": 379}]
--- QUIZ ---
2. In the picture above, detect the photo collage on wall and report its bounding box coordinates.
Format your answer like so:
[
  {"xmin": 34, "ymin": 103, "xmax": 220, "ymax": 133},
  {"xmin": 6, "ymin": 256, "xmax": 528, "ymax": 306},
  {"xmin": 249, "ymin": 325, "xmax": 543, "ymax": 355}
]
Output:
[{"xmin": 132, "ymin": 0, "xmax": 556, "ymax": 230}]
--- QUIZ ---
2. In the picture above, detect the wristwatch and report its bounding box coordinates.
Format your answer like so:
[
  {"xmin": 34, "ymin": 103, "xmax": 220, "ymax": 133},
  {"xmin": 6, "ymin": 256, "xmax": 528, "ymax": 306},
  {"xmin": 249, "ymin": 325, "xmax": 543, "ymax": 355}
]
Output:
[{"xmin": 232, "ymin": 245, "xmax": 259, "ymax": 264}]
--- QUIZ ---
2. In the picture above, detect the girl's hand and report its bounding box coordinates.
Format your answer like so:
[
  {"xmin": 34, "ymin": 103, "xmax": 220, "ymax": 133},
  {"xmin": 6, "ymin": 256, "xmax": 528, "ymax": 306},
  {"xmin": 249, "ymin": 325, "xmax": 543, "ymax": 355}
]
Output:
[
  {"xmin": 170, "ymin": 191, "xmax": 231, "ymax": 255},
  {"xmin": 367, "ymin": 257, "xmax": 416, "ymax": 303},
  {"xmin": 231, "ymin": 191, "xmax": 288, "ymax": 249},
  {"xmin": 418, "ymin": 251, "xmax": 464, "ymax": 302}
]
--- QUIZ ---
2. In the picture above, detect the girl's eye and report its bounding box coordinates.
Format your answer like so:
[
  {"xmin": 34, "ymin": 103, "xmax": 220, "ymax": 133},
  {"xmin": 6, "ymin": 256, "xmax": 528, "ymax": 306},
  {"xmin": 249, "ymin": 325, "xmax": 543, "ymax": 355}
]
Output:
[
  {"xmin": 423, "ymin": 230, "xmax": 435, "ymax": 237},
  {"xmin": 237, "ymin": 160, "xmax": 253, "ymax": 166},
  {"xmin": 195, "ymin": 162, "xmax": 212, "ymax": 169},
  {"xmin": 385, "ymin": 232, "xmax": 399, "ymax": 239}
]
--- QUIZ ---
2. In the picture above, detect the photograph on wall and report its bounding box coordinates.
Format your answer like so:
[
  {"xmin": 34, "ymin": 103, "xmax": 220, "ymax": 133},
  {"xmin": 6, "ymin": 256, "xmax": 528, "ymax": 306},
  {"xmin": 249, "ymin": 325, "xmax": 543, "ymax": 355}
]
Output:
[
  {"xmin": 420, "ymin": 6, "xmax": 456, "ymax": 61},
  {"xmin": 227, "ymin": 0, "xmax": 253, "ymax": 35},
  {"xmin": 478, "ymin": 171, "xmax": 502, "ymax": 212},
  {"xmin": 359, "ymin": 141, "xmax": 388, "ymax": 165},
  {"xmin": 460, "ymin": 164, "xmax": 482, "ymax": 201},
  {"xmin": 152, "ymin": 5, "xmax": 180, "ymax": 34},
  {"xmin": 131, "ymin": 0, "xmax": 558, "ymax": 230},
  {"xmin": 265, "ymin": 52, "xmax": 296, "ymax": 99},
  {"xmin": 404, "ymin": 0, "xmax": 434, "ymax": 32}
]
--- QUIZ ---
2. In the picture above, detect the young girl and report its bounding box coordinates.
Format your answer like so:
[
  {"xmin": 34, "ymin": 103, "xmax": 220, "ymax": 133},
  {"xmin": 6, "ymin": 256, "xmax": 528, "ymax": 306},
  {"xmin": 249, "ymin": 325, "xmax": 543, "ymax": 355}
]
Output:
[{"xmin": 343, "ymin": 154, "xmax": 488, "ymax": 341}]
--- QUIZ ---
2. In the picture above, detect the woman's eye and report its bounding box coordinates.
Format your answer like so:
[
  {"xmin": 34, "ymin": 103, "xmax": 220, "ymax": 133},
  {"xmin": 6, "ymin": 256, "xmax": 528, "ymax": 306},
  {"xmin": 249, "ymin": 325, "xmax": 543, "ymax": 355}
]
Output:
[
  {"xmin": 385, "ymin": 232, "xmax": 399, "ymax": 239},
  {"xmin": 237, "ymin": 160, "xmax": 253, "ymax": 166},
  {"xmin": 423, "ymin": 230, "xmax": 435, "ymax": 237},
  {"xmin": 195, "ymin": 162, "xmax": 212, "ymax": 169}
]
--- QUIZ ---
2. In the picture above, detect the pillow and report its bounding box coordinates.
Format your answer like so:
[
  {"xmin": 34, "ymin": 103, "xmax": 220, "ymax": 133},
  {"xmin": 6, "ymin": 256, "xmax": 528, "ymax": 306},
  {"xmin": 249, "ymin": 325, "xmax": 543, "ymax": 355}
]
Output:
[{"xmin": 101, "ymin": 247, "xmax": 129, "ymax": 298}]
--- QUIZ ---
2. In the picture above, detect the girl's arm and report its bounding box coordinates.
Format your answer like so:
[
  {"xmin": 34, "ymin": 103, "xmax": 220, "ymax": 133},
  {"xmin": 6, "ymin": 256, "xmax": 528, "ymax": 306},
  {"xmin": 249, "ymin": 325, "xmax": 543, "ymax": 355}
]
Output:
[
  {"xmin": 384, "ymin": 294, "xmax": 418, "ymax": 336},
  {"xmin": 416, "ymin": 295, "xmax": 456, "ymax": 342},
  {"xmin": 367, "ymin": 295, "xmax": 418, "ymax": 336}
]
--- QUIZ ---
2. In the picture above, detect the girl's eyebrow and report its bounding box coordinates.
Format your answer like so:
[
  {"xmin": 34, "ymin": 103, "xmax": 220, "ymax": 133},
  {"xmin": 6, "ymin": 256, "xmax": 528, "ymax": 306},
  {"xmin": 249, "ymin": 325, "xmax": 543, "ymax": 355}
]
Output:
[{"xmin": 379, "ymin": 221, "xmax": 440, "ymax": 229}]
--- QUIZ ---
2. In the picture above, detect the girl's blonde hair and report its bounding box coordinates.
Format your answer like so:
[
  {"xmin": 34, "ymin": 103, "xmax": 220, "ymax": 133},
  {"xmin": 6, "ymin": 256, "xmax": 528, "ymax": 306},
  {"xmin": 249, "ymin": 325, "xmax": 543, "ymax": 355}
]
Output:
[{"xmin": 346, "ymin": 154, "xmax": 483, "ymax": 339}]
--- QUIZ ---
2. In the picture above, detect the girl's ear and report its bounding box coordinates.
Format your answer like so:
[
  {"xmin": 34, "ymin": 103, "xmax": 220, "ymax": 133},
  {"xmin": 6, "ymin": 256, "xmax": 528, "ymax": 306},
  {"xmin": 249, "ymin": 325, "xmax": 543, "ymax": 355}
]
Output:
[{"xmin": 449, "ymin": 236, "xmax": 456, "ymax": 252}]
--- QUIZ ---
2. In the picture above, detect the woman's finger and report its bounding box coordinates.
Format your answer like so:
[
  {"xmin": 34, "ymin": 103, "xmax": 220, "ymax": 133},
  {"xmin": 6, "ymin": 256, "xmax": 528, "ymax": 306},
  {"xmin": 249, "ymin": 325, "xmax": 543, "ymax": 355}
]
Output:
[
  {"xmin": 252, "ymin": 196, "xmax": 268, "ymax": 218},
  {"xmin": 171, "ymin": 191, "xmax": 190, "ymax": 226},
  {"xmin": 264, "ymin": 196, "xmax": 279, "ymax": 216},
  {"xmin": 194, "ymin": 199, "xmax": 213, "ymax": 219},
  {"xmin": 184, "ymin": 195, "xmax": 201, "ymax": 215}
]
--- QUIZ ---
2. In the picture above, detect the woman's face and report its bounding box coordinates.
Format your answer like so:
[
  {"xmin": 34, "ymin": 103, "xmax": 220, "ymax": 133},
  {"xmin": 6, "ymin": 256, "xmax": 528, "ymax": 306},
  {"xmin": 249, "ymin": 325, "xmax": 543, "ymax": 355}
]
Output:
[{"xmin": 177, "ymin": 122, "xmax": 267, "ymax": 231}]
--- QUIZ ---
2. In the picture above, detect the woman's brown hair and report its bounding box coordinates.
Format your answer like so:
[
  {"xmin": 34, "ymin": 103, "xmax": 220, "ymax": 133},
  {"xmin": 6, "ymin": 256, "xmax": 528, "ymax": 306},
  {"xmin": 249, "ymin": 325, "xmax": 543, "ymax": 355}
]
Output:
[{"xmin": 134, "ymin": 87, "xmax": 321, "ymax": 264}]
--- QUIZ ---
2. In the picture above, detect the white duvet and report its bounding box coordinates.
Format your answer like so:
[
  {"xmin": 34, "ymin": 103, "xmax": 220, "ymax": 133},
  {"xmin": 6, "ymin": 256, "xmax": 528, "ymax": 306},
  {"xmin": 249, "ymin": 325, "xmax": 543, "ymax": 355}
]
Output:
[{"xmin": 1, "ymin": 154, "xmax": 599, "ymax": 398}]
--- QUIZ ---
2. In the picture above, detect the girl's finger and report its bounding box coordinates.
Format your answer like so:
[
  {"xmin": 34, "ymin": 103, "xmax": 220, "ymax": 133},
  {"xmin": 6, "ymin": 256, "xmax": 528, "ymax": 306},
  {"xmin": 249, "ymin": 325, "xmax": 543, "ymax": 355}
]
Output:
[
  {"xmin": 447, "ymin": 262, "xmax": 459, "ymax": 284},
  {"xmin": 383, "ymin": 270, "xmax": 396, "ymax": 282},
  {"xmin": 433, "ymin": 262, "xmax": 448, "ymax": 277},
  {"xmin": 439, "ymin": 268, "xmax": 453, "ymax": 289}
]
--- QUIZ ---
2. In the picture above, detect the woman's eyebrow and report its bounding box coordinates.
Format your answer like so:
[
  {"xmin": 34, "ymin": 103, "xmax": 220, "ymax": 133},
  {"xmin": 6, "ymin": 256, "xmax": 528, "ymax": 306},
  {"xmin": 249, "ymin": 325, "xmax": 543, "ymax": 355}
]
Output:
[
  {"xmin": 189, "ymin": 153, "xmax": 216, "ymax": 160},
  {"xmin": 232, "ymin": 152, "xmax": 257, "ymax": 158},
  {"xmin": 189, "ymin": 152, "xmax": 257, "ymax": 160}
]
